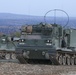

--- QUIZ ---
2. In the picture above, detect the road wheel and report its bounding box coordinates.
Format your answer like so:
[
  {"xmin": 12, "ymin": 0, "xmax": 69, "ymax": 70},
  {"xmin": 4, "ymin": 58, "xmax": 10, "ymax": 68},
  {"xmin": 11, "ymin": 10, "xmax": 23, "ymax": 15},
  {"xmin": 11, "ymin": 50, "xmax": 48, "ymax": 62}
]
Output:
[
  {"xmin": 74, "ymin": 58, "xmax": 76, "ymax": 65},
  {"xmin": 67, "ymin": 56, "xmax": 70, "ymax": 65},
  {"xmin": 71, "ymin": 57, "xmax": 74, "ymax": 65},
  {"xmin": 11, "ymin": 54, "xmax": 16, "ymax": 59},
  {"xmin": 56, "ymin": 53, "xmax": 59, "ymax": 60},
  {"xmin": 62, "ymin": 56, "xmax": 66, "ymax": 65},
  {"xmin": 58, "ymin": 55, "xmax": 63, "ymax": 65},
  {"xmin": 5, "ymin": 54, "xmax": 10, "ymax": 60}
]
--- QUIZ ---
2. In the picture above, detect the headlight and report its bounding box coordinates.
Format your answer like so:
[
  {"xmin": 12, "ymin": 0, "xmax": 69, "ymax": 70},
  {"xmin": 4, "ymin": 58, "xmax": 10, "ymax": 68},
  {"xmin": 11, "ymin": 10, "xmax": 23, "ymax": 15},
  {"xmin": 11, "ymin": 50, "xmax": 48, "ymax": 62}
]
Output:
[
  {"xmin": 26, "ymin": 51, "xmax": 30, "ymax": 55},
  {"xmin": 23, "ymin": 51, "xmax": 30, "ymax": 58},
  {"xmin": 45, "ymin": 53, "xmax": 49, "ymax": 59},
  {"xmin": 42, "ymin": 51, "xmax": 45, "ymax": 55}
]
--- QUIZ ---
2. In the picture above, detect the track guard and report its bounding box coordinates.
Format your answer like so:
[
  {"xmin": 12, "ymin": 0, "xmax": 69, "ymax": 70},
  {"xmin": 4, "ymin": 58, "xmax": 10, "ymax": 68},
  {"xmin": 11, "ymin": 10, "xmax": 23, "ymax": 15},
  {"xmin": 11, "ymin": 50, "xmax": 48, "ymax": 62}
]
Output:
[
  {"xmin": 49, "ymin": 54, "xmax": 60, "ymax": 65},
  {"xmin": 17, "ymin": 54, "xmax": 27, "ymax": 64}
]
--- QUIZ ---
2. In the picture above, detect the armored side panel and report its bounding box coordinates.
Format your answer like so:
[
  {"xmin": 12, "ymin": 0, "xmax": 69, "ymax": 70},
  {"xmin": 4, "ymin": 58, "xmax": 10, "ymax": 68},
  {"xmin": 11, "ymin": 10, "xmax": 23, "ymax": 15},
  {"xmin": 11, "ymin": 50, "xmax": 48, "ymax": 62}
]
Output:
[{"xmin": 69, "ymin": 29, "xmax": 76, "ymax": 47}]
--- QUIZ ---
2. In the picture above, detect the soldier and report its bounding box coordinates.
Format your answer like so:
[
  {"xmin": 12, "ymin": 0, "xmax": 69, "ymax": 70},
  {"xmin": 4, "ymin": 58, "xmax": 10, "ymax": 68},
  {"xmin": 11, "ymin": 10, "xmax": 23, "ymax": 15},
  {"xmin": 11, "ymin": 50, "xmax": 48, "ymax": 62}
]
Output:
[{"xmin": 61, "ymin": 38, "xmax": 66, "ymax": 48}]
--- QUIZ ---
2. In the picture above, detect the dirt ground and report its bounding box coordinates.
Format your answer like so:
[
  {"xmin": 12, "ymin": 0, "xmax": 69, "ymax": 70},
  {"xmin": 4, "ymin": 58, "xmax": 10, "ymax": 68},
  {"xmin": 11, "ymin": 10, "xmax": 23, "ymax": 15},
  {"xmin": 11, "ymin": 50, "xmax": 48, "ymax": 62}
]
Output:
[{"xmin": 0, "ymin": 62, "xmax": 76, "ymax": 75}]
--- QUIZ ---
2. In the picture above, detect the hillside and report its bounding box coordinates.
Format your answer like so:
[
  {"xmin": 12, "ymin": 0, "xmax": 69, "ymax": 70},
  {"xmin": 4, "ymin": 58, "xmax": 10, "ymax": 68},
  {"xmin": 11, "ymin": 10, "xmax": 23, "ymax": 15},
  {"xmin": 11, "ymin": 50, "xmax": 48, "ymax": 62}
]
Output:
[
  {"xmin": 0, "ymin": 13, "xmax": 76, "ymax": 34},
  {"xmin": 0, "ymin": 13, "xmax": 76, "ymax": 26}
]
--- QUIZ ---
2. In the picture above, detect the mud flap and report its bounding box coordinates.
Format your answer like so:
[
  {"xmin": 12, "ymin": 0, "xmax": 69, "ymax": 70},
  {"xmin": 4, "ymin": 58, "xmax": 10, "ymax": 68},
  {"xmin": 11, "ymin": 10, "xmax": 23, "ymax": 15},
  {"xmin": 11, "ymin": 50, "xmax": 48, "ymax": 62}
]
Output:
[
  {"xmin": 17, "ymin": 54, "xmax": 27, "ymax": 64},
  {"xmin": 49, "ymin": 54, "xmax": 60, "ymax": 65}
]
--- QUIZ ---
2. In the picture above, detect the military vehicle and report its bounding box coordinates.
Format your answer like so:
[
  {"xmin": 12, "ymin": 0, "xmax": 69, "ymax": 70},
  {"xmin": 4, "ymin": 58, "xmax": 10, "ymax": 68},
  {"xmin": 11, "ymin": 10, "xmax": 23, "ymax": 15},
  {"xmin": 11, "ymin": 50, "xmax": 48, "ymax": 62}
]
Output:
[
  {"xmin": 16, "ymin": 9, "xmax": 76, "ymax": 65},
  {"xmin": 0, "ymin": 35, "xmax": 16, "ymax": 61},
  {"xmin": 15, "ymin": 22, "xmax": 76, "ymax": 65}
]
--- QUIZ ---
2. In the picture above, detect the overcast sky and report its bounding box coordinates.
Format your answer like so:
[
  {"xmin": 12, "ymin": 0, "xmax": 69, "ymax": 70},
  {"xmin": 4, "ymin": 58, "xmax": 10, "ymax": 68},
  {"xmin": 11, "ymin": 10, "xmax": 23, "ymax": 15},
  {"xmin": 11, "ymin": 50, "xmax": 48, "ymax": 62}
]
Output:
[{"xmin": 0, "ymin": 0, "xmax": 76, "ymax": 17}]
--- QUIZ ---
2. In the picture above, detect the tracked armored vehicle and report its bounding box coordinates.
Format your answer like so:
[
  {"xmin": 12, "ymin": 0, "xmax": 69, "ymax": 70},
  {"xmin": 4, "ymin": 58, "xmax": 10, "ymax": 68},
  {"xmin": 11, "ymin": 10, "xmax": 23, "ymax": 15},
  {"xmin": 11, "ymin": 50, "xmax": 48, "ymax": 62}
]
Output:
[
  {"xmin": 16, "ymin": 22, "xmax": 76, "ymax": 65},
  {"xmin": 16, "ymin": 9, "xmax": 76, "ymax": 65},
  {"xmin": 0, "ymin": 35, "xmax": 16, "ymax": 61}
]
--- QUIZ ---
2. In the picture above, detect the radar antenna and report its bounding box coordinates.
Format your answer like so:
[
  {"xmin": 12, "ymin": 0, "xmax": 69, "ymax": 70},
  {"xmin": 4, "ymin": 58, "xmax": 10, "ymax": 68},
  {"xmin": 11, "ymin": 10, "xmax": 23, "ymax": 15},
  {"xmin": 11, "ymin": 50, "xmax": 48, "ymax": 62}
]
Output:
[{"xmin": 44, "ymin": 9, "xmax": 69, "ymax": 28}]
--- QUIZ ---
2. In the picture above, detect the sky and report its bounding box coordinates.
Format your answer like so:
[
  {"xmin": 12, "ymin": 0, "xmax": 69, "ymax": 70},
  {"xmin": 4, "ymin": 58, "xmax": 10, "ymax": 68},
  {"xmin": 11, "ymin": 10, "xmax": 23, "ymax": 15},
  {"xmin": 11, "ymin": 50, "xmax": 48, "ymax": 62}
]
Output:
[{"xmin": 0, "ymin": 0, "xmax": 76, "ymax": 17}]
